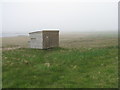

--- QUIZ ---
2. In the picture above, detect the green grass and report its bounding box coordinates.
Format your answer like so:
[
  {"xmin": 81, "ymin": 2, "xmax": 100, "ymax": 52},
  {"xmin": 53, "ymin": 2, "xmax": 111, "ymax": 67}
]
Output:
[{"xmin": 2, "ymin": 46, "xmax": 118, "ymax": 88}]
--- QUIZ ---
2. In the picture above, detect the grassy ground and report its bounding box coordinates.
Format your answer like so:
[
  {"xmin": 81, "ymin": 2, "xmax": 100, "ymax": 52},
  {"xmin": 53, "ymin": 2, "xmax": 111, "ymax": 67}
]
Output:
[
  {"xmin": 1, "ymin": 36, "xmax": 29, "ymax": 48},
  {"xmin": 2, "ymin": 32, "xmax": 118, "ymax": 88}
]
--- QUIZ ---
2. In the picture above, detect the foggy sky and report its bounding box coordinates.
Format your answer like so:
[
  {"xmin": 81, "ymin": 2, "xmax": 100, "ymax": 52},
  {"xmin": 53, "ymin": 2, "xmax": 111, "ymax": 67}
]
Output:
[{"xmin": 1, "ymin": 1, "xmax": 118, "ymax": 36}]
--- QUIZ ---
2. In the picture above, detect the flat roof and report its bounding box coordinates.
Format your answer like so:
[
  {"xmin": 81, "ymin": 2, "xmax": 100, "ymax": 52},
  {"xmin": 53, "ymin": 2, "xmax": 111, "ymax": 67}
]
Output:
[
  {"xmin": 42, "ymin": 29, "xmax": 60, "ymax": 30},
  {"xmin": 29, "ymin": 30, "xmax": 59, "ymax": 34}
]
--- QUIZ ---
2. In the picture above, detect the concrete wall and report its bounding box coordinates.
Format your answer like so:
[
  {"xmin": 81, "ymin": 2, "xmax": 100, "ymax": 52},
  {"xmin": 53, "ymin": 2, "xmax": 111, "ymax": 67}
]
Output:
[{"xmin": 29, "ymin": 32, "xmax": 43, "ymax": 49}]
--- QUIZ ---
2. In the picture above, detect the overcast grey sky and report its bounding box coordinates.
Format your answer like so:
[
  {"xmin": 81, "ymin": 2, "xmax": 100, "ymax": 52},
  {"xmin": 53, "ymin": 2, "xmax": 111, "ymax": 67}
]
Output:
[{"xmin": 1, "ymin": 0, "xmax": 119, "ymax": 36}]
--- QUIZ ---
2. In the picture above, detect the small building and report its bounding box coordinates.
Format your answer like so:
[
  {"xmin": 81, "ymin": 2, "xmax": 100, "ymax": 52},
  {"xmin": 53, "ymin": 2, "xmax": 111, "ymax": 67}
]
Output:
[{"xmin": 29, "ymin": 29, "xmax": 59, "ymax": 49}]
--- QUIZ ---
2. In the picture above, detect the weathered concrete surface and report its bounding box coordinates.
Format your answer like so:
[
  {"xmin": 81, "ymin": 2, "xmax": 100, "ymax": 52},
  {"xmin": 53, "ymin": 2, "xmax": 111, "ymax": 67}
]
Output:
[{"xmin": 29, "ymin": 32, "xmax": 43, "ymax": 49}]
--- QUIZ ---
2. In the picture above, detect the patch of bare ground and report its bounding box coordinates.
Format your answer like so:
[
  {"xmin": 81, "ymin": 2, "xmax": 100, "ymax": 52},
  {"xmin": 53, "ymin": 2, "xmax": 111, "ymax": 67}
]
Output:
[{"xmin": 2, "ymin": 46, "xmax": 21, "ymax": 51}]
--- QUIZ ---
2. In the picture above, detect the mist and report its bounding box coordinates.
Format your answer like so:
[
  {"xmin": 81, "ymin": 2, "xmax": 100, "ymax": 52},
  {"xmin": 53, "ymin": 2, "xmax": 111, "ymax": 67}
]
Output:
[{"xmin": 2, "ymin": 1, "xmax": 118, "ymax": 37}]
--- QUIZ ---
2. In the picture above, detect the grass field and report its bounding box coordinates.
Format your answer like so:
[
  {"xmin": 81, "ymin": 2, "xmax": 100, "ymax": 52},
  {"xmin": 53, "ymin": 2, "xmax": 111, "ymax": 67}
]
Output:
[{"xmin": 2, "ymin": 32, "xmax": 118, "ymax": 88}]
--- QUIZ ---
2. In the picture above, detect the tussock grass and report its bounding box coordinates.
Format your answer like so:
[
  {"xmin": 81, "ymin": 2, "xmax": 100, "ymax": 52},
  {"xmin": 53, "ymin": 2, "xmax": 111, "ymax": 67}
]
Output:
[
  {"xmin": 2, "ymin": 32, "xmax": 118, "ymax": 88},
  {"xmin": 2, "ymin": 46, "xmax": 118, "ymax": 88}
]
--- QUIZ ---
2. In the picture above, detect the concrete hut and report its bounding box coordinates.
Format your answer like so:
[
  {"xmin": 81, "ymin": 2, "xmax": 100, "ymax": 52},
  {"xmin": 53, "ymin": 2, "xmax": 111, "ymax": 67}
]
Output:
[{"xmin": 29, "ymin": 29, "xmax": 59, "ymax": 49}]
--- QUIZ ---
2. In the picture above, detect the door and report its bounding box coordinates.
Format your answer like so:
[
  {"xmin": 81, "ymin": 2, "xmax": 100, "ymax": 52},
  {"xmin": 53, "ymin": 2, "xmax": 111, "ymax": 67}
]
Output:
[{"xmin": 43, "ymin": 32, "xmax": 50, "ymax": 49}]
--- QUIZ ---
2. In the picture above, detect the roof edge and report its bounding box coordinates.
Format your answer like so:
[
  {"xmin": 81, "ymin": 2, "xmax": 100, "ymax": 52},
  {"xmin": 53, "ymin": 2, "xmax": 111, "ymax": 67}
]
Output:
[{"xmin": 29, "ymin": 30, "xmax": 59, "ymax": 34}]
